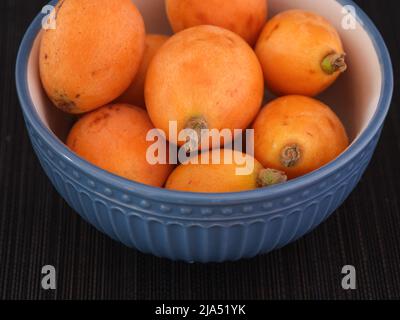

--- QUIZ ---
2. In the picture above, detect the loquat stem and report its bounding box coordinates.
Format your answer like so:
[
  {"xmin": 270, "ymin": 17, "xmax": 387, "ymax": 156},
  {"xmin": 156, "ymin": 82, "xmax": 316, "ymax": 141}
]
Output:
[
  {"xmin": 257, "ymin": 168, "xmax": 288, "ymax": 188},
  {"xmin": 321, "ymin": 52, "xmax": 347, "ymax": 75}
]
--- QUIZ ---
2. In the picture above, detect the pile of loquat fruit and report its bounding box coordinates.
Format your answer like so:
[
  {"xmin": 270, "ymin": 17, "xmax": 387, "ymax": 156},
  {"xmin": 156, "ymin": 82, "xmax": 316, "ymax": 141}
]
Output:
[{"xmin": 39, "ymin": 0, "xmax": 349, "ymax": 193}]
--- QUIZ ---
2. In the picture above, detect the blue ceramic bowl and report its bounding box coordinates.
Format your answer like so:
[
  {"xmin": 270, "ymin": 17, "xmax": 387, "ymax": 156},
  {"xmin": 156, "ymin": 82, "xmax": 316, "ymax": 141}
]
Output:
[{"xmin": 16, "ymin": 0, "xmax": 393, "ymax": 262}]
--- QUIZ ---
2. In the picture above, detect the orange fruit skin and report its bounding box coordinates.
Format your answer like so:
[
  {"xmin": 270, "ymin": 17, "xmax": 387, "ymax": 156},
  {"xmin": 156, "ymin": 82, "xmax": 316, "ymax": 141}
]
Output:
[
  {"xmin": 253, "ymin": 96, "xmax": 349, "ymax": 179},
  {"xmin": 66, "ymin": 104, "xmax": 173, "ymax": 187},
  {"xmin": 145, "ymin": 25, "xmax": 264, "ymax": 147},
  {"xmin": 165, "ymin": 150, "xmax": 264, "ymax": 193},
  {"xmin": 40, "ymin": 0, "xmax": 146, "ymax": 114},
  {"xmin": 255, "ymin": 10, "xmax": 345, "ymax": 97},
  {"xmin": 166, "ymin": 0, "xmax": 268, "ymax": 46},
  {"xmin": 116, "ymin": 34, "xmax": 169, "ymax": 109}
]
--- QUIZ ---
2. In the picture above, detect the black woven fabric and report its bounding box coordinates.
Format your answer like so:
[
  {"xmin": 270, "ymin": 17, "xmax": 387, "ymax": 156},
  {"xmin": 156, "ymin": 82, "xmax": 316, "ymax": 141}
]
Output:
[{"xmin": 1, "ymin": 0, "xmax": 399, "ymax": 300}]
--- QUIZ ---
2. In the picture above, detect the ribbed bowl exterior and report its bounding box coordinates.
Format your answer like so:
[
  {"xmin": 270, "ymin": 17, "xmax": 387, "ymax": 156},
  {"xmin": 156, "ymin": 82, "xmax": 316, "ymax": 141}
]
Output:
[{"xmin": 24, "ymin": 119, "xmax": 381, "ymax": 262}]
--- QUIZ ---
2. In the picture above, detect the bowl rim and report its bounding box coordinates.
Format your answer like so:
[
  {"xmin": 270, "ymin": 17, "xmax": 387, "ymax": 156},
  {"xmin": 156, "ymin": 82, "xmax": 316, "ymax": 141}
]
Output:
[{"xmin": 16, "ymin": 0, "xmax": 393, "ymax": 205}]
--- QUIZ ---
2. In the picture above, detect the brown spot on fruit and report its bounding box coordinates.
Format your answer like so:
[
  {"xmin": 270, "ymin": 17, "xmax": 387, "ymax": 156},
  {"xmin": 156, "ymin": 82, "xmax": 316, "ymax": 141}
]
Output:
[
  {"xmin": 52, "ymin": 90, "xmax": 77, "ymax": 113},
  {"xmin": 263, "ymin": 23, "xmax": 280, "ymax": 42},
  {"xmin": 54, "ymin": 98, "xmax": 76, "ymax": 113},
  {"xmin": 274, "ymin": 23, "xmax": 280, "ymax": 31},
  {"xmin": 107, "ymin": 105, "xmax": 121, "ymax": 112},
  {"xmin": 89, "ymin": 112, "xmax": 111, "ymax": 127}
]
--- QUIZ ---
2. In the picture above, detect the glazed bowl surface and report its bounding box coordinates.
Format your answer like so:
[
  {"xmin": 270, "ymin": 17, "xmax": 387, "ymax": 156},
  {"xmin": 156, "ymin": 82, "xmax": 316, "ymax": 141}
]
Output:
[{"xmin": 16, "ymin": 0, "xmax": 393, "ymax": 262}]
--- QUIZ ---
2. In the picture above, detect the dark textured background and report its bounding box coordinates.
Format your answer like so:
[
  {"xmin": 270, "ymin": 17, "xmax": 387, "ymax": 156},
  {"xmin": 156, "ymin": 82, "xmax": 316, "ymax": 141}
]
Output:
[{"xmin": 0, "ymin": 0, "xmax": 399, "ymax": 300}]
